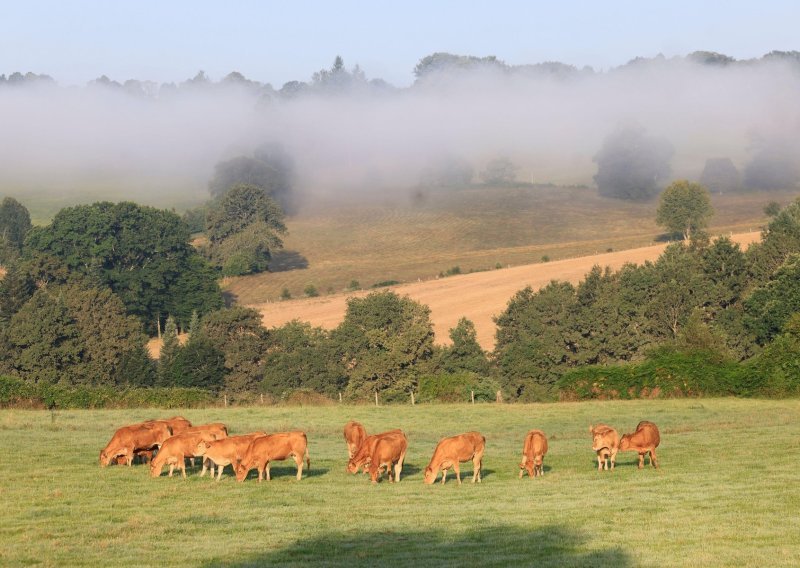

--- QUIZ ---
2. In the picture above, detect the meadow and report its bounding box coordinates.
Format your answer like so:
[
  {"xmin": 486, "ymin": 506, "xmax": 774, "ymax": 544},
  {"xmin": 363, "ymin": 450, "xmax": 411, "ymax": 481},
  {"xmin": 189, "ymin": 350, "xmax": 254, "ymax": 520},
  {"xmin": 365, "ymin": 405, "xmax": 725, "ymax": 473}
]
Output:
[
  {"xmin": 2, "ymin": 398, "xmax": 799, "ymax": 566},
  {"xmin": 224, "ymin": 186, "xmax": 793, "ymax": 305}
]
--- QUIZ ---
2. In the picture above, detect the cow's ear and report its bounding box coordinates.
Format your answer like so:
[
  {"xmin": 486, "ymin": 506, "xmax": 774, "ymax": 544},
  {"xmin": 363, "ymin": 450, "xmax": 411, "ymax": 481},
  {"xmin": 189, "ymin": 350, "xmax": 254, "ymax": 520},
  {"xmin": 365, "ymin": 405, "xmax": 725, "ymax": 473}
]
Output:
[{"xmin": 588, "ymin": 425, "xmax": 593, "ymax": 433}]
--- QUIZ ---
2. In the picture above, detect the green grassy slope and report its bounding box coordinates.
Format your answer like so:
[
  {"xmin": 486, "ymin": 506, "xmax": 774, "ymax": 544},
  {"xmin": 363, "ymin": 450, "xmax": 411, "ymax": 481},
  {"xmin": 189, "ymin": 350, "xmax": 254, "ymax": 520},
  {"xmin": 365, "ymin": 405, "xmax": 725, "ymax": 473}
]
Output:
[{"xmin": 2, "ymin": 399, "xmax": 798, "ymax": 566}]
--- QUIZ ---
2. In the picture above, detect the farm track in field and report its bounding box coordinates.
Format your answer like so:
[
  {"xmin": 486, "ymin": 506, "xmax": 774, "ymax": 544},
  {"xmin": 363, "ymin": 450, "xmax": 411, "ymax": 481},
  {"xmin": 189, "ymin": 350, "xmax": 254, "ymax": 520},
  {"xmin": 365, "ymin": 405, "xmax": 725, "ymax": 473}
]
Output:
[{"xmin": 250, "ymin": 231, "xmax": 761, "ymax": 350}]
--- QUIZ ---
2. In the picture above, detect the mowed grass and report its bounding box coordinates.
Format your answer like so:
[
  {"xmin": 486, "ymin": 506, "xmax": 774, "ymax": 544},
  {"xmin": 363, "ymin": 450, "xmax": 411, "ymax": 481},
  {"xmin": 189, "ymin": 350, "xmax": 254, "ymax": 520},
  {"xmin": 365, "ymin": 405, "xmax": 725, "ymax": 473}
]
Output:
[
  {"xmin": 1, "ymin": 398, "xmax": 799, "ymax": 566},
  {"xmin": 224, "ymin": 186, "xmax": 794, "ymax": 304}
]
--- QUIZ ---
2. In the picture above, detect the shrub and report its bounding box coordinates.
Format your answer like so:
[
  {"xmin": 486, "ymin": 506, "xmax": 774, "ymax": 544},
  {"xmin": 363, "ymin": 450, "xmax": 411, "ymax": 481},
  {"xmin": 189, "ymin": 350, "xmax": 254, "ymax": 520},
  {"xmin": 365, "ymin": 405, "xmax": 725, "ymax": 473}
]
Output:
[
  {"xmin": 0, "ymin": 375, "xmax": 214, "ymax": 409},
  {"xmin": 417, "ymin": 372, "xmax": 499, "ymax": 403},
  {"xmin": 280, "ymin": 288, "xmax": 291, "ymax": 300},
  {"xmin": 304, "ymin": 284, "xmax": 319, "ymax": 297},
  {"xmin": 371, "ymin": 280, "xmax": 400, "ymax": 288}
]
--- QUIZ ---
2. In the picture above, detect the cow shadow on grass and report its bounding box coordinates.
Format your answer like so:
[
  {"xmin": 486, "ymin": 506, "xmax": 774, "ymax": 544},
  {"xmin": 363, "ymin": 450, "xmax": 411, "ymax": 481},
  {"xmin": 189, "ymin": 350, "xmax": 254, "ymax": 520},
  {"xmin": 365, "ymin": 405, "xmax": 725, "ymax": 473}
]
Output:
[
  {"xmin": 203, "ymin": 525, "xmax": 631, "ymax": 567},
  {"xmin": 239, "ymin": 465, "xmax": 329, "ymax": 481}
]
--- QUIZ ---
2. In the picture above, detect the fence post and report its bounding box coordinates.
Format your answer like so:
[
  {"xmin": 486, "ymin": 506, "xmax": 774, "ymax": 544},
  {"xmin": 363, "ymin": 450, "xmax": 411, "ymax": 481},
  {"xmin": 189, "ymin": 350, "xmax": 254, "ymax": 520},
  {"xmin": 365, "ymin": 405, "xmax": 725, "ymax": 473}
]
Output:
[
  {"xmin": 496, "ymin": 390, "xmax": 503, "ymax": 404},
  {"xmin": 411, "ymin": 391, "xmax": 415, "ymax": 406},
  {"xmin": 471, "ymin": 390, "xmax": 475, "ymax": 405},
  {"xmin": 260, "ymin": 393, "xmax": 264, "ymax": 405},
  {"xmin": 339, "ymin": 392, "xmax": 343, "ymax": 404},
  {"xmin": 375, "ymin": 391, "xmax": 379, "ymax": 407},
  {"xmin": 224, "ymin": 394, "xmax": 228, "ymax": 407}
]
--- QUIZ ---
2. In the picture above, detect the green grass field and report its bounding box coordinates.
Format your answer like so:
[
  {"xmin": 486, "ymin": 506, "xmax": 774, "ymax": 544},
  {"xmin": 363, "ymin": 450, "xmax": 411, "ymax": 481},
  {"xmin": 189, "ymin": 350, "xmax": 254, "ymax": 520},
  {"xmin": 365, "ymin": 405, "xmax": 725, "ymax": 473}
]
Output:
[
  {"xmin": 2, "ymin": 398, "xmax": 799, "ymax": 566},
  {"xmin": 224, "ymin": 186, "xmax": 795, "ymax": 304}
]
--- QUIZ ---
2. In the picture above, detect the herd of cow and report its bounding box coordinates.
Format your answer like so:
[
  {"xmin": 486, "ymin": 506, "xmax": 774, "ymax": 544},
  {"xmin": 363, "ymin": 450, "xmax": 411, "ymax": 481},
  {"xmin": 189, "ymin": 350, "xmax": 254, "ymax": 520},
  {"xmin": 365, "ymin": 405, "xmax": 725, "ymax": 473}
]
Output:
[{"xmin": 98, "ymin": 417, "xmax": 661, "ymax": 484}]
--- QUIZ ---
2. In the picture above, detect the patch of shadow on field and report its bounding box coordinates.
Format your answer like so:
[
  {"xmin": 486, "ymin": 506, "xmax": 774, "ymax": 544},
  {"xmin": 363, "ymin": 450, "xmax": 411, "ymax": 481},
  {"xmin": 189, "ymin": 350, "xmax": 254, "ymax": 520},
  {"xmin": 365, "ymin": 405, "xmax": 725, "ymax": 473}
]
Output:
[
  {"xmin": 239, "ymin": 465, "xmax": 329, "ymax": 481},
  {"xmin": 203, "ymin": 525, "xmax": 631, "ymax": 567},
  {"xmin": 269, "ymin": 250, "xmax": 309, "ymax": 272}
]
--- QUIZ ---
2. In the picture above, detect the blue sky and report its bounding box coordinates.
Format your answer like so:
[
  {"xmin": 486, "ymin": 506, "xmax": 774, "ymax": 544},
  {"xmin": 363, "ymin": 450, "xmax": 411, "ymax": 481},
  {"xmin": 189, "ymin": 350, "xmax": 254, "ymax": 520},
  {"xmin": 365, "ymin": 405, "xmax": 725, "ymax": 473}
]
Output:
[{"xmin": 1, "ymin": 0, "xmax": 798, "ymax": 86}]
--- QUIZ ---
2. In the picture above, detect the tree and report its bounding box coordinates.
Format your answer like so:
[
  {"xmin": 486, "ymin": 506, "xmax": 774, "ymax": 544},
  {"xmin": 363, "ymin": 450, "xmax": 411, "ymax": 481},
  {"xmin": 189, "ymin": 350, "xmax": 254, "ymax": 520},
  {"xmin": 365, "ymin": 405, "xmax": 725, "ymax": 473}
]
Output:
[
  {"xmin": 24, "ymin": 201, "xmax": 222, "ymax": 332},
  {"xmin": 262, "ymin": 321, "xmax": 344, "ymax": 397},
  {"xmin": 208, "ymin": 145, "xmax": 295, "ymax": 212},
  {"xmin": 699, "ymin": 158, "xmax": 741, "ymax": 194},
  {"xmin": 158, "ymin": 316, "xmax": 181, "ymax": 385},
  {"xmin": 480, "ymin": 158, "xmax": 518, "ymax": 186},
  {"xmin": 493, "ymin": 282, "xmax": 577, "ymax": 399},
  {"xmin": 744, "ymin": 254, "xmax": 800, "ymax": 345},
  {"xmin": 437, "ymin": 318, "xmax": 490, "ymax": 375},
  {"xmin": 593, "ymin": 126, "xmax": 674, "ymax": 200},
  {"xmin": 4, "ymin": 281, "xmax": 149, "ymax": 386},
  {"xmin": 165, "ymin": 336, "xmax": 225, "ymax": 392},
  {"xmin": 744, "ymin": 143, "xmax": 800, "ymax": 190},
  {"xmin": 204, "ymin": 184, "xmax": 287, "ymax": 276},
  {"xmin": 331, "ymin": 291, "xmax": 435, "ymax": 400},
  {"xmin": 746, "ymin": 198, "xmax": 800, "ymax": 283},
  {"xmin": 0, "ymin": 261, "xmax": 36, "ymax": 327},
  {"xmin": 0, "ymin": 197, "xmax": 32, "ymax": 263},
  {"xmin": 200, "ymin": 307, "xmax": 269, "ymax": 397},
  {"xmin": 656, "ymin": 180, "xmax": 713, "ymax": 241}
]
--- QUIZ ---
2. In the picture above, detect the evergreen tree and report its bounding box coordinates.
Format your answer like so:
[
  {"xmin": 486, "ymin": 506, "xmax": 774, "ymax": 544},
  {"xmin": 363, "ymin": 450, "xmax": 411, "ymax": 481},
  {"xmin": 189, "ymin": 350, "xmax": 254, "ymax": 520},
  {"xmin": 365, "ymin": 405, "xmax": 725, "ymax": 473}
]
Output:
[
  {"xmin": 437, "ymin": 318, "xmax": 490, "ymax": 375},
  {"xmin": 158, "ymin": 316, "xmax": 181, "ymax": 385}
]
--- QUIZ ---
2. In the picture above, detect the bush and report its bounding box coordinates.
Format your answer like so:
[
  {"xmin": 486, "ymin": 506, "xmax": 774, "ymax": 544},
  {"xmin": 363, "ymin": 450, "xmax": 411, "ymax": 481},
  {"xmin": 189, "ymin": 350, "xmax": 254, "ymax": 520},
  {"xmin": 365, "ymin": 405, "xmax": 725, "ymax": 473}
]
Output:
[
  {"xmin": 417, "ymin": 372, "xmax": 499, "ymax": 403},
  {"xmin": 304, "ymin": 284, "xmax": 319, "ymax": 297},
  {"xmin": 0, "ymin": 375, "xmax": 215, "ymax": 409},
  {"xmin": 557, "ymin": 349, "xmax": 747, "ymax": 400},
  {"xmin": 371, "ymin": 280, "xmax": 400, "ymax": 288}
]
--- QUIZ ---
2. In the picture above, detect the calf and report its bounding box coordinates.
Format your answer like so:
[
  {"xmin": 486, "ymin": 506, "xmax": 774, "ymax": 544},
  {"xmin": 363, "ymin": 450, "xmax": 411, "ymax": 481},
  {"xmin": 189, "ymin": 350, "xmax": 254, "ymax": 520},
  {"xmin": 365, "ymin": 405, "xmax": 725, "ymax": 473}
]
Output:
[
  {"xmin": 99, "ymin": 421, "xmax": 172, "ymax": 467},
  {"xmin": 519, "ymin": 429, "xmax": 548, "ymax": 478},
  {"xmin": 235, "ymin": 432, "xmax": 310, "ymax": 482},
  {"xmin": 150, "ymin": 430, "xmax": 223, "ymax": 478},
  {"xmin": 195, "ymin": 432, "xmax": 267, "ymax": 480},
  {"xmin": 589, "ymin": 424, "xmax": 619, "ymax": 471},
  {"xmin": 368, "ymin": 431, "xmax": 408, "ymax": 484},
  {"xmin": 343, "ymin": 420, "xmax": 367, "ymax": 459},
  {"xmin": 423, "ymin": 432, "xmax": 485, "ymax": 485},
  {"xmin": 347, "ymin": 429, "xmax": 403, "ymax": 474},
  {"xmin": 619, "ymin": 420, "xmax": 661, "ymax": 469}
]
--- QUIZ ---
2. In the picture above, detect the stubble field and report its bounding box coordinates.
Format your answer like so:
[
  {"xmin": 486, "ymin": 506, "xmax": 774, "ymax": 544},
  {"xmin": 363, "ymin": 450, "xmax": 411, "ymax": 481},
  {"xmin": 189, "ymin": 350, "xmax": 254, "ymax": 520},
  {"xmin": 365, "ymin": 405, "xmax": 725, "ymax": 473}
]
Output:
[{"xmin": 2, "ymin": 398, "xmax": 799, "ymax": 566}]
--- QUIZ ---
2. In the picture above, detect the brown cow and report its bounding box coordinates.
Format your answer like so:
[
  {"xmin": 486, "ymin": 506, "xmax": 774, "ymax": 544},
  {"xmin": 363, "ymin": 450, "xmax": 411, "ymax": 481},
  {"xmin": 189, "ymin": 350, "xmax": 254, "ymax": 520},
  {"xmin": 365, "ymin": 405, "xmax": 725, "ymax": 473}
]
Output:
[
  {"xmin": 619, "ymin": 420, "xmax": 661, "ymax": 469},
  {"xmin": 589, "ymin": 424, "xmax": 619, "ymax": 471},
  {"xmin": 148, "ymin": 416, "xmax": 192, "ymax": 435},
  {"xmin": 99, "ymin": 421, "xmax": 172, "ymax": 467},
  {"xmin": 235, "ymin": 432, "xmax": 310, "ymax": 482},
  {"xmin": 368, "ymin": 431, "xmax": 408, "ymax": 484},
  {"xmin": 113, "ymin": 417, "xmax": 193, "ymax": 465},
  {"xmin": 519, "ymin": 429, "xmax": 548, "ymax": 478},
  {"xmin": 195, "ymin": 432, "xmax": 267, "ymax": 480},
  {"xmin": 347, "ymin": 429, "xmax": 403, "ymax": 474},
  {"xmin": 423, "ymin": 432, "xmax": 485, "ymax": 485},
  {"xmin": 150, "ymin": 429, "xmax": 226, "ymax": 478},
  {"xmin": 343, "ymin": 420, "xmax": 367, "ymax": 460}
]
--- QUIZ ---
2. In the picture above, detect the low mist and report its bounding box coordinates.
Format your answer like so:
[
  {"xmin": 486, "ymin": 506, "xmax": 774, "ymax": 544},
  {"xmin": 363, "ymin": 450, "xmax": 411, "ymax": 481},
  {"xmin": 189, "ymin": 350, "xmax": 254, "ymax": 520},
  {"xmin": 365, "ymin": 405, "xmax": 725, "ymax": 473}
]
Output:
[{"xmin": 1, "ymin": 53, "xmax": 799, "ymax": 211}]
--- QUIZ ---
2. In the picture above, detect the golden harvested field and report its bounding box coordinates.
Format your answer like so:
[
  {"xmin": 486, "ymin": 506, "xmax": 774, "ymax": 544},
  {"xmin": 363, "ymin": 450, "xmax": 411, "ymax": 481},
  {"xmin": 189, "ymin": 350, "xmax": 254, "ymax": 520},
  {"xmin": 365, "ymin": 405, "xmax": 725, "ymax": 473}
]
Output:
[{"xmin": 252, "ymin": 231, "xmax": 760, "ymax": 350}]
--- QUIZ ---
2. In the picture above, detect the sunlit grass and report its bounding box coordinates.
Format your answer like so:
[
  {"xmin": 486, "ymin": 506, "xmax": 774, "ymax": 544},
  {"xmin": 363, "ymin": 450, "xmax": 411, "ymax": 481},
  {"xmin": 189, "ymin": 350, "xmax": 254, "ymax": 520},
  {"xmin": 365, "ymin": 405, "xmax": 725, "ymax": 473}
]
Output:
[
  {"xmin": 224, "ymin": 186, "xmax": 793, "ymax": 304},
  {"xmin": 1, "ymin": 398, "xmax": 799, "ymax": 566}
]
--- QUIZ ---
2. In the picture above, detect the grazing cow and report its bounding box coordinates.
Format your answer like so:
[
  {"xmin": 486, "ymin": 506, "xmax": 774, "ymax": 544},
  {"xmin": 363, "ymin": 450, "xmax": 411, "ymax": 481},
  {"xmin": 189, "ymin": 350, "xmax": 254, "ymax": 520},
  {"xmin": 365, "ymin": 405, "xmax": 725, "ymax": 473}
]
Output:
[
  {"xmin": 343, "ymin": 420, "xmax": 367, "ymax": 459},
  {"xmin": 519, "ymin": 429, "xmax": 548, "ymax": 478},
  {"xmin": 150, "ymin": 430, "xmax": 224, "ymax": 478},
  {"xmin": 619, "ymin": 421, "xmax": 661, "ymax": 469},
  {"xmin": 347, "ymin": 429, "xmax": 403, "ymax": 474},
  {"xmin": 235, "ymin": 432, "xmax": 310, "ymax": 482},
  {"xmin": 589, "ymin": 424, "xmax": 619, "ymax": 471},
  {"xmin": 423, "ymin": 432, "xmax": 485, "ymax": 485},
  {"xmin": 195, "ymin": 432, "xmax": 267, "ymax": 480},
  {"xmin": 99, "ymin": 421, "xmax": 172, "ymax": 467},
  {"xmin": 368, "ymin": 431, "xmax": 408, "ymax": 484},
  {"xmin": 148, "ymin": 416, "xmax": 192, "ymax": 435}
]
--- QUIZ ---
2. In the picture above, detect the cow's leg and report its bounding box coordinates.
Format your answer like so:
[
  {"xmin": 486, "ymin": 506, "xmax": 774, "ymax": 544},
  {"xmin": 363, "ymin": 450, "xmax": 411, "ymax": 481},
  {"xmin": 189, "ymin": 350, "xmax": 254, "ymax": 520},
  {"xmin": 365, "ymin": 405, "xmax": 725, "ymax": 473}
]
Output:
[
  {"xmin": 454, "ymin": 463, "xmax": 462, "ymax": 485},
  {"xmin": 295, "ymin": 454, "xmax": 304, "ymax": 481},
  {"xmin": 650, "ymin": 448, "xmax": 658, "ymax": 469},
  {"xmin": 168, "ymin": 462, "xmax": 175, "ymax": 477},
  {"xmin": 597, "ymin": 454, "xmax": 603, "ymax": 471},
  {"xmin": 265, "ymin": 461, "xmax": 271, "ymax": 481},
  {"xmin": 474, "ymin": 457, "xmax": 481, "ymax": 483},
  {"xmin": 441, "ymin": 468, "xmax": 447, "ymax": 485},
  {"xmin": 610, "ymin": 449, "xmax": 617, "ymax": 470},
  {"xmin": 181, "ymin": 460, "xmax": 187, "ymax": 479},
  {"xmin": 216, "ymin": 463, "xmax": 224, "ymax": 481}
]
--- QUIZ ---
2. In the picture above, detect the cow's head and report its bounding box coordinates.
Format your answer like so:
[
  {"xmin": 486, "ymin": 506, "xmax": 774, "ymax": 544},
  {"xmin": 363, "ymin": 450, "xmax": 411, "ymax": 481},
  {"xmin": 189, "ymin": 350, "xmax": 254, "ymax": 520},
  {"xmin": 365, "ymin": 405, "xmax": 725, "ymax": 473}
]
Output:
[
  {"xmin": 619, "ymin": 434, "xmax": 632, "ymax": 451},
  {"xmin": 423, "ymin": 466, "xmax": 436, "ymax": 484},
  {"xmin": 346, "ymin": 459, "xmax": 359, "ymax": 474},
  {"xmin": 234, "ymin": 462, "xmax": 249, "ymax": 482},
  {"xmin": 195, "ymin": 441, "xmax": 211, "ymax": 456},
  {"xmin": 591, "ymin": 429, "xmax": 609, "ymax": 452},
  {"xmin": 99, "ymin": 450, "xmax": 109, "ymax": 467}
]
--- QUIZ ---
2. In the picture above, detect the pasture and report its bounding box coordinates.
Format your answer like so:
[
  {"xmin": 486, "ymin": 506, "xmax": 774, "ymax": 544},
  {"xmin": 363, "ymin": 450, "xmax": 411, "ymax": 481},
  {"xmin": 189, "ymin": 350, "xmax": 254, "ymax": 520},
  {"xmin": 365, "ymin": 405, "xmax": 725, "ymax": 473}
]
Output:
[
  {"xmin": 2, "ymin": 398, "xmax": 799, "ymax": 566},
  {"xmin": 224, "ymin": 186, "xmax": 793, "ymax": 305}
]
